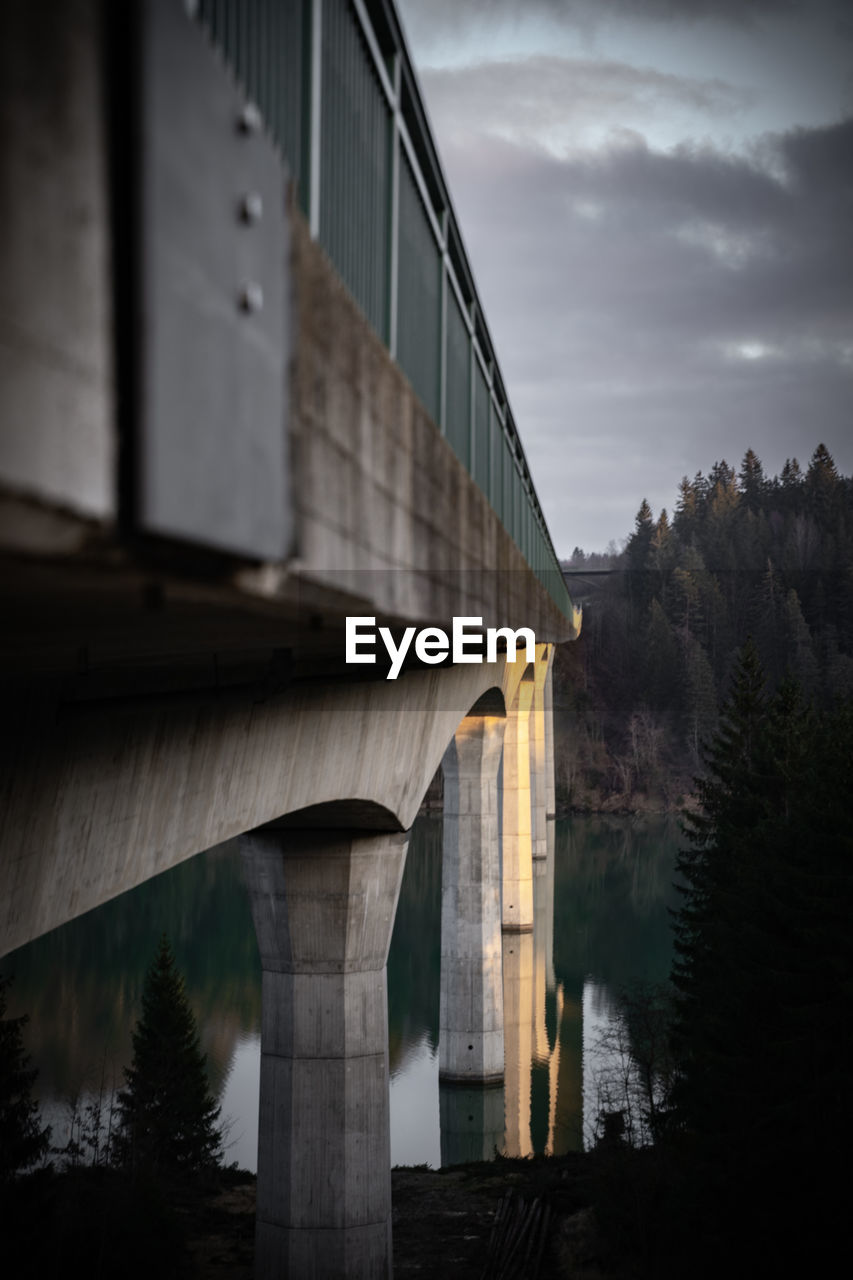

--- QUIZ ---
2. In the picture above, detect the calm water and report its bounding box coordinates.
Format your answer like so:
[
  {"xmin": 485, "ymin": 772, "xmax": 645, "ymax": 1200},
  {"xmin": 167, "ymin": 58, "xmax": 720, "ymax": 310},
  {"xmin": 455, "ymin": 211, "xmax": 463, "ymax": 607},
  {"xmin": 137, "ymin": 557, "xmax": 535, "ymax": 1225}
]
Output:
[{"xmin": 3, "ymin": 815, "xmax": 680, "ymax": 1170}]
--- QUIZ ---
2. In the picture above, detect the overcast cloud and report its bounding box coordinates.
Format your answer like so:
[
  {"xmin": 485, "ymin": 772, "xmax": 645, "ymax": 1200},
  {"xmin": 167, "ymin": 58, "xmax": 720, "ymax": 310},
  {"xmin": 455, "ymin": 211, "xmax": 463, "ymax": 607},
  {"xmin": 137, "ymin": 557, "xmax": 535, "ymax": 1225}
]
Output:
[{"xmin": 397, "ymin": 0, "xmax": 853, "ymax": 553}]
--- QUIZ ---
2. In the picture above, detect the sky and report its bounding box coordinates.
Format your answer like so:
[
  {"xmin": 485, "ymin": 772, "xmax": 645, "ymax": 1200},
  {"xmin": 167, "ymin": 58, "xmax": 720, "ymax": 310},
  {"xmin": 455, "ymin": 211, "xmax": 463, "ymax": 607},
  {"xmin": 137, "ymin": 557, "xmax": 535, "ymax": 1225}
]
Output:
[{"xmin": 395, "ymin": 0, "xmax": 853, "ymax": 556}]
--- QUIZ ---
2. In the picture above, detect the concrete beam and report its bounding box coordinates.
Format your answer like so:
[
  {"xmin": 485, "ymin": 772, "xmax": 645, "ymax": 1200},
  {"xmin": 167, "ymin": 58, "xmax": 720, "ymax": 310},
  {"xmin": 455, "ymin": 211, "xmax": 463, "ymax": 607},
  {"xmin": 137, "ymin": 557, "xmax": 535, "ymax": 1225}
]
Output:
[
  {"xmin": 0, "ymin": 659, "xmax": 525, "ymax": 956},
  {"xmin": 0, "ymin": 0, "xmax": 114, "ymax": 521}
]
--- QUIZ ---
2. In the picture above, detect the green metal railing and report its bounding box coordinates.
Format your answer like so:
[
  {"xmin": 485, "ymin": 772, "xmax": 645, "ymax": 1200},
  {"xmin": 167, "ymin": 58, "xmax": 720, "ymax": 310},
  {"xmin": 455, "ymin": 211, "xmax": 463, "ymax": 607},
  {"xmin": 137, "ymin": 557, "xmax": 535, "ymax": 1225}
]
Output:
[{"xmin": 196, "ymin": 0, "xmax": 572, "ymax": 617}]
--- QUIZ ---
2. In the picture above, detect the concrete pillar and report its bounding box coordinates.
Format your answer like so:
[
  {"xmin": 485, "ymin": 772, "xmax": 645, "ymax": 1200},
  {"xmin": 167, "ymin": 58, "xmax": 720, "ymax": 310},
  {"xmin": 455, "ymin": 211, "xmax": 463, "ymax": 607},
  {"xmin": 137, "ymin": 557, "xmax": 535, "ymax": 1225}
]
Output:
[
  {"xmin": 502, "ymin": 676, "xmax": 535, "ymax": 932},
  {"xmin": 540, "ymin": 660, "xmax": 555, "ymax": 819},
  {"xmin": 501, "ymin": 930, "xmax": 534, "ymax": 1158},
  {"xmin": 240, "ymin": 826, "xmax": 409, "ymax": 1280},
  {"xmin": 439, "ymin": 712, "xmax": 506, "ymax": 1084},
  {"xmin": 530, "ymin": 646, "xmax": 551, "ymax": 861}
]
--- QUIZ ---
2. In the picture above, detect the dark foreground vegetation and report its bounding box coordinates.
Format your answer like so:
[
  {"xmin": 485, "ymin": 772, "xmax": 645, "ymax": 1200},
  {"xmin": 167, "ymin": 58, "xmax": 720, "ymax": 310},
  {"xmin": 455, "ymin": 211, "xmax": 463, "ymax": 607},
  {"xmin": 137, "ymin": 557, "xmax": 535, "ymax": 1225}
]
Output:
[
  {"xmin": 2, "ymin": 936, "xmax": 230, "ymax": 1279},
  {"xmin": 5, "ymin": 640, "xmax": 850, "ymax": 1277},
  {"xmin": 591, "ymin": 642, "xmax": 853, "ymax": 1276},
  {"xmin": 3, "ymin": 445, "xmax": 851, "ymax": 1276},
  {"xmin": 557, "ymin": 443, "xmax": 853, "ymax": 810}
]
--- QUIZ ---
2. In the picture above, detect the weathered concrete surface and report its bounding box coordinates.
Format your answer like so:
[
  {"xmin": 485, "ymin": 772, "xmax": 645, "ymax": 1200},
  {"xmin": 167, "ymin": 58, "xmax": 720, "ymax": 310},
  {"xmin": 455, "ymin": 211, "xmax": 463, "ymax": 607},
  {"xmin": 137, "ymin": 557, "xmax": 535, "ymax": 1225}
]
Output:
[
  {"xmin": 0, "ymin": 4, "xmax": 576, "ymax": 665},
  {"xmin": 501, "ymin": 675, "xmax": 535, "ymax": 933},
  {"xmin": 0, "ymin": 1, "xmax": 577, "ymax": 970},
  {"xmin": 439, "ymin": 713, "xmax": 506, "ymax": 1084},
  {"xmin": 530, "ymin": 644, "xmax": 552, "ymax": 861},
  {"xmin": 288, "ymin": 214, "xmax": 576, "ymax": 642},
  {"xmin": 544, "ymin": 660, "xmax": 556, "ymax": 818},
  {"xmin": 0, "ymin": 659, "xmax": 524, "ymax": 956},
  {"xmin": 0, "ymin": 0, "xmax": 114, "ymax": 521},
  {"xmin": 241, "ymin": 826, "xmax": 408, "ymax": 1280}
]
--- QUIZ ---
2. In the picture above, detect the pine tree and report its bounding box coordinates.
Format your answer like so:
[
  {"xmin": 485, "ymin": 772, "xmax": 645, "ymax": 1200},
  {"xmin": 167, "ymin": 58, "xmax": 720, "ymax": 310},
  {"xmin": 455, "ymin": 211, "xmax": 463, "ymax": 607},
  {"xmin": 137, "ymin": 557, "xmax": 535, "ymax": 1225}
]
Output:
[
  {"xmin": 737, "ymin": 448, "xmax": 765, "ymax": 511},
  {"xmin": 0, "ymin": 975, "xmax": 50, "ymax": 1182},
  {"xmin": 626, "ymin": 499, "xmax": 655, "ymax": 611},
  {"xmin": 670, "ymin": 645, "xmax": 853, "ymax": 1267},
  {"xmin": 115, "ymin": 936, "xmax": 222, "ymax": 1177}
]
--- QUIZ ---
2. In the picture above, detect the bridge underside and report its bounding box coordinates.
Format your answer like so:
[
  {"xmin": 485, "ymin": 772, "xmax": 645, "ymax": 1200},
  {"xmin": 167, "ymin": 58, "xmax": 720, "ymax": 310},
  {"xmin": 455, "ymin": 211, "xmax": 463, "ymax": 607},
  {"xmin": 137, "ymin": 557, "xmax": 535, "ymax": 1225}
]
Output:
[{"xmin": 0, "ymin": 4, "xmax": 576, "ymax": 1276}]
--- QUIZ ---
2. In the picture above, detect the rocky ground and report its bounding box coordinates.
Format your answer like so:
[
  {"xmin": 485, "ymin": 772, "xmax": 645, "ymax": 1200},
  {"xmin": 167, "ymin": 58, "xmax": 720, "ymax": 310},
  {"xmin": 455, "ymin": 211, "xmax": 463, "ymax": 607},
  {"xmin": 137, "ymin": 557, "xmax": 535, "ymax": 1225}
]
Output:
[
  {"xmin": 8, "ymin": 1153, "xmax": 634, "ymax": 1278},
  {"xmin": 183, "ymin": 1154, "xmax": 626, "ymax": 1279}
]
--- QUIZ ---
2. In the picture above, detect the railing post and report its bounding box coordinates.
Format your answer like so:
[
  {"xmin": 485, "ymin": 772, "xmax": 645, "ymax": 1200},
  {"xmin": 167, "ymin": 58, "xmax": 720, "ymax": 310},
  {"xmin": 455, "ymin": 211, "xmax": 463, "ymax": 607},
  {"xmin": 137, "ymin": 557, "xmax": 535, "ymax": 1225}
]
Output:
[
  {"xmin": 387, "ymin": 53, "xmax": 400, "ymax": 357},
  {"xmin": 439, "ymin": 211, "xmax": 448, "ymax": 434},
  {"xmin": 308, "ymin": 0, "xmax": 323, "ymax": 239},
  {"xmin": 468, "ymin": 303, "xmax": 476, "ymax": 473}
]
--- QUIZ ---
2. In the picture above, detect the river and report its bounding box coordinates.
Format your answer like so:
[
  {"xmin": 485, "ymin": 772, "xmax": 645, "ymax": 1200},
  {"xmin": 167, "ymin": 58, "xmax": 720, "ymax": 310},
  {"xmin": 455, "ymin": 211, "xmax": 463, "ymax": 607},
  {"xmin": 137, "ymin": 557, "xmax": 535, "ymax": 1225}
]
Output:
[{"xmin": 3, "ymin": 815, "xmax": 680, "ymax": 1170}]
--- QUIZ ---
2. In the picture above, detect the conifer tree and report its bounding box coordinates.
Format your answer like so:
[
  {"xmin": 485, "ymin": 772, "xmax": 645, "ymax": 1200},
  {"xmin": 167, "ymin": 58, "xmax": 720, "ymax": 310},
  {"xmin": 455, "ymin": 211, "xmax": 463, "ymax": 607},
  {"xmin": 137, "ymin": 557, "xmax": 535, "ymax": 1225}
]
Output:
[
  {"xmin": 115, "ymin": 936, "xmax": 222, "ymax": 1177},
  {"xmin": 669, "ymin": 644, "xmax": 853, "ymax": 1266},
  {"xmin": 0, "ymin": 975, "xmax": 50, "ymax": 1182},
  {"xmin": 738, "ymin": 447, "xmax": 765, "ymax": 510}
]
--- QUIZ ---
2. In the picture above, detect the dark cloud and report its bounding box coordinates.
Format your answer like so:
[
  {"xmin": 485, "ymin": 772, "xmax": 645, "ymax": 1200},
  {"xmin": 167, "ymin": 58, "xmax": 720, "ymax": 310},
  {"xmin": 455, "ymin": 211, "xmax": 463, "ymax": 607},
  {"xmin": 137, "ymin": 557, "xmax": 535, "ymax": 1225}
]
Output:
[
  {"xmin": 434, "ymin": 119, "xmax": 853, "ymax": 550},
  {"xmin": 397, "ymin": 0, "xmax": 838, "ymax": 54},
  {"xmin": 418, "ymin": 57, "xmax": 751, "ymax": 150}
]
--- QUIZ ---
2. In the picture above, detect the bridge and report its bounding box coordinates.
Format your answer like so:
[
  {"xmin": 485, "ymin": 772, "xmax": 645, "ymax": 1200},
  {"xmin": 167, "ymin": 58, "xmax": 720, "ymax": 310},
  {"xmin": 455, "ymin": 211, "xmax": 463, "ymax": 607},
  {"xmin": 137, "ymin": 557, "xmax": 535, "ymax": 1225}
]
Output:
[{"xmin": 0, "ymin": 0, "xmax": 579, "ymax": 1274}]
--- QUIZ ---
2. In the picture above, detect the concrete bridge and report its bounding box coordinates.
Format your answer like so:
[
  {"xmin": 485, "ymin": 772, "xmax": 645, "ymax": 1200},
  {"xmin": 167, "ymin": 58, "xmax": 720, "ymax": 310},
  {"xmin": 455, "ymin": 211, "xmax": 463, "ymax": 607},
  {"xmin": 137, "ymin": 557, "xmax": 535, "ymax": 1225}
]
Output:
[{"xmin": 0, "ymin": 1, "xmax": 579, "ymax": 1274}]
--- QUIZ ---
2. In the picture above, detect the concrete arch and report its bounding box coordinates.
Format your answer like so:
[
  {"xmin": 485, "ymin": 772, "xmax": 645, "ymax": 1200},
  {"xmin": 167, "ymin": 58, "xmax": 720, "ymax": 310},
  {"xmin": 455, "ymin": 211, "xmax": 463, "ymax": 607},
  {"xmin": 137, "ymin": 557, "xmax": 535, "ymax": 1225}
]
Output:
[
  {"xmin": 258, "ymin": 798, "xmax": 405, "ymax": 832},
  {"xmin": 2, "ymin": 655, "xmax": 529, "ymax": 952}
]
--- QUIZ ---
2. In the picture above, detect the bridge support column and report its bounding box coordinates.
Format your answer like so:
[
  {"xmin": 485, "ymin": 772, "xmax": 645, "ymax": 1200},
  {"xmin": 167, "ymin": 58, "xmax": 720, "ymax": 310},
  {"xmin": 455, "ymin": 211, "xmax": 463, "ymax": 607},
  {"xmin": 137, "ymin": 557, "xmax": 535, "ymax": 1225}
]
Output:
[
  {"xmin": 439, "ymin": 711, "xmax": 506, "ymax": 1084},
  {"xmin": 544, "ymin": 659, "xmax": 556, "ymax": 818},
  {"xmin": 502, "ymin": 677, "xmax": 535, "ymax": 932},
  {"xmin": 530, "ymin": 646, "xmax": 552, "ymax": 861},
  {"xmin": 240, "ymin": 826, "xmax": 408, "ymax": 1280}
]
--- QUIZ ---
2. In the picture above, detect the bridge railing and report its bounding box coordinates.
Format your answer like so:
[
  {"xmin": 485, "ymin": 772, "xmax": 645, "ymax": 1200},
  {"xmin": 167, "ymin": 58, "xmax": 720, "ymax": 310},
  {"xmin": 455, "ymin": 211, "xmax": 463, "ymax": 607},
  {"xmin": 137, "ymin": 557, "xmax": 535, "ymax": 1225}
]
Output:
[{"xmin": 195, "ymin": 0, "xmax": 572, "ymax": 617}]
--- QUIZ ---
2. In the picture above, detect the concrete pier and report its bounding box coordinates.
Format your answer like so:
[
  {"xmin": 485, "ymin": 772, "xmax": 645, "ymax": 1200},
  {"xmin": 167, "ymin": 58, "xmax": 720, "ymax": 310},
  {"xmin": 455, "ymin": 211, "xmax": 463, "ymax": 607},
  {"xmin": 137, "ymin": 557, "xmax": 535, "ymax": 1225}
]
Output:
[
  {"xmin": 439, "ymin": 712, "xmax": 506, "ymax": 1084},
  {"xmin": 501, "ymin": 675, "xmax": 535, "ymax": 932},
  {"xmin": 544, "ymin": 660, "xmax": 557, "ymax": 818},
  {"xmin": 530, "ymin": 646, "xmax": 552, "ymax": 861},
  {"xmin": 240, "ymin": 826, "xmax": 409, "ymax": 1280}
]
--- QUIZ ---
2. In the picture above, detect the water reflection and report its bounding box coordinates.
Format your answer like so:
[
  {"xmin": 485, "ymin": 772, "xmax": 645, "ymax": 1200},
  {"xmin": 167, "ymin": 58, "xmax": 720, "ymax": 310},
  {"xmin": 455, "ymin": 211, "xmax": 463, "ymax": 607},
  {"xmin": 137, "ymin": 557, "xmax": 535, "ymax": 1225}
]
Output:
[{"xmin": 3, "ymin": 813, "xmax": 679, "ymax": 1169}]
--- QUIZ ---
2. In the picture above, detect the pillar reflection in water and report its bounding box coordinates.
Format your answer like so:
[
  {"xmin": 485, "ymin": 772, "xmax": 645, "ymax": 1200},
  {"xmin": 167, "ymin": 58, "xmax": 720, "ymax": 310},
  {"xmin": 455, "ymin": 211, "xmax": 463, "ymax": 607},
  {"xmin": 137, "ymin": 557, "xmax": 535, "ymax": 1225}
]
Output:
[
  {"xmin": 501, "ymin": 814, "xmax": 585, "ymax": 1158},
  {"xmin": 532, "ymin": 820, "xmax": 560, "ymax": 1154},
  {"xmin": 439, "ymin": 1082, "xmax": 505, "ymax": 1166},
  {"xmin": 240, "ymin": 826, "xmax": 408, "ymax": 1280},
  {"xmin": 501, "ymin": 929, "xmax": 535, "ymax": 1157}
]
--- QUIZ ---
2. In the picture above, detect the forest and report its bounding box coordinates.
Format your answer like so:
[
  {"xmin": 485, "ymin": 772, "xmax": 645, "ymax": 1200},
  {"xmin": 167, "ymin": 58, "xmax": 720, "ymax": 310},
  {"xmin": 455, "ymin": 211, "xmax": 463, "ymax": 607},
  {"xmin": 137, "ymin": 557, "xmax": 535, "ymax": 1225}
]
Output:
[{"xmin": 554, "ymin": 443, "xmax": 853, "ymax": 810}]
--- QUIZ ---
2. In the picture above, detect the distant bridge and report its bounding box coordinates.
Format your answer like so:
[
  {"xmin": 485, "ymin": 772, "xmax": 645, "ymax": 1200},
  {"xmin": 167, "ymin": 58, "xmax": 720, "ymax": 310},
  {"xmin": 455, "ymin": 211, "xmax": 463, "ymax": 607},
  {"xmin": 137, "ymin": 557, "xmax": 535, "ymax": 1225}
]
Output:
[{"xmin": 0, "ymin": 1, "xmax": 579, "ymax": 1275}]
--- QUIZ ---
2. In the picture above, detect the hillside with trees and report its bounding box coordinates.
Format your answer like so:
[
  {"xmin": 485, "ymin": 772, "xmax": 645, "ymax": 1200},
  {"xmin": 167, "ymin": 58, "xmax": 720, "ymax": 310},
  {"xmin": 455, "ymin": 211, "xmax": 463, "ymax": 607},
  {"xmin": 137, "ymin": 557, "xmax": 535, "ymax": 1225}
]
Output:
[{"xmin": 555, "ymin": 444, "xmax": 853, "ymax": 810}]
